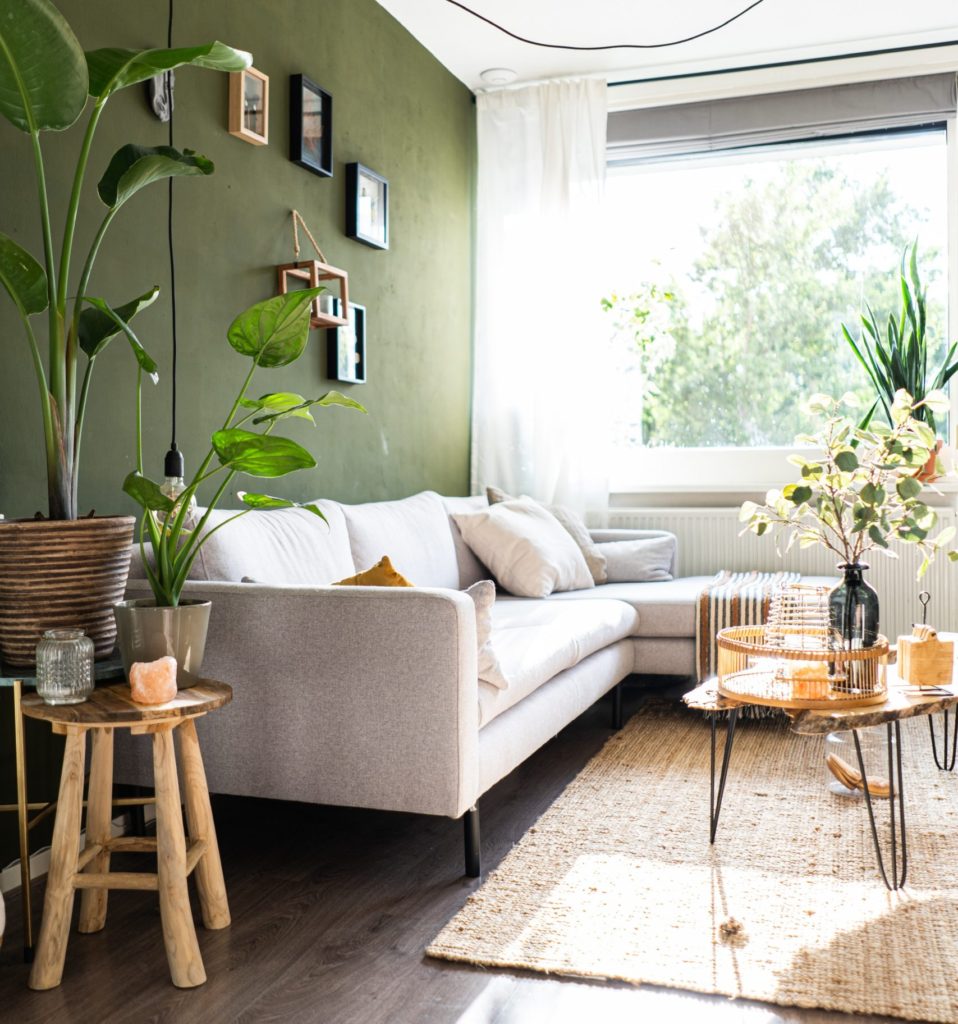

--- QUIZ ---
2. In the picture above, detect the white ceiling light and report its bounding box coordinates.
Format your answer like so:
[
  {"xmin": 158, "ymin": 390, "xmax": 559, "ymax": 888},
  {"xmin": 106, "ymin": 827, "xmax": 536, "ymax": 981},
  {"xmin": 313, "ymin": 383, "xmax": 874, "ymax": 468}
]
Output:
[{"xmin": 479, "ymin": 67, "xmax": 518, "ymax": 86}]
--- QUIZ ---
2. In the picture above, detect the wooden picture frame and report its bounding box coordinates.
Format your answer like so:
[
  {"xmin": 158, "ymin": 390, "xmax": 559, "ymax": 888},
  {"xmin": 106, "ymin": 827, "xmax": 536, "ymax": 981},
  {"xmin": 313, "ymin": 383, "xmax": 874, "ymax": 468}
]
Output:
[
  {"xmin": 228, "ymin": 67, "xmax": 269, "ymax": 145},
  {"xmin": 290, "ymin": 74, "xmax": 333, "ymax": 177},
  {"xmin": 326, "ymin": 299, "xmax": 367, "ymax": 384},
  {"xmin": 346, "ymin": 163, "xmax": 389, "ymax": 249}
]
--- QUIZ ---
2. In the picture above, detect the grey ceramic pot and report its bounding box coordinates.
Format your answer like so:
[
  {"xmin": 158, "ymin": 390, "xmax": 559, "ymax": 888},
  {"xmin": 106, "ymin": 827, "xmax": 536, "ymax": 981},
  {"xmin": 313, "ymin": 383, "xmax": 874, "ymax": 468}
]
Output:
[{"xmin": 113, "ymin": 599, "xmax": 212, "ymax": 686}]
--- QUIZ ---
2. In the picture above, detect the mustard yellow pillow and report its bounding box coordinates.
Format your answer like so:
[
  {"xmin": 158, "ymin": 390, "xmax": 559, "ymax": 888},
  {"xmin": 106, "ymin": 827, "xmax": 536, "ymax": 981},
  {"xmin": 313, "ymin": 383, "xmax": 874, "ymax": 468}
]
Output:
[{"xmin": 335, "ymin": 555, "xmax": 414, "ymax": 587}]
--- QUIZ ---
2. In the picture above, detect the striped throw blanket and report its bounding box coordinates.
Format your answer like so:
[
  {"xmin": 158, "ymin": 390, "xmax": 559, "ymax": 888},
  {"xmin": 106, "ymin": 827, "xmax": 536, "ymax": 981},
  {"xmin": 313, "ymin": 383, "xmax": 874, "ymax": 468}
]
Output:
[{"xmin": 695, "ymin": 570, "xmax": 800, "ymax": 681}]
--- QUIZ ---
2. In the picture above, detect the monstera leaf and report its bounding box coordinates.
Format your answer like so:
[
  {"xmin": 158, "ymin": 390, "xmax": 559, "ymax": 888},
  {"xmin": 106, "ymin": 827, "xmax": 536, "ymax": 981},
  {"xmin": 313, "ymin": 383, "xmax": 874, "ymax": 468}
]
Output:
[
  {"xmin": 0, "ymin": 0, "xmax": 88, "ymax": 132},
  {"xmin": 227, "ymin": 290, "xmax": 324, "ymax": 368},
  {"xmin": 212, "ymin": 430, "xmax": 316, "ymax": 477}
]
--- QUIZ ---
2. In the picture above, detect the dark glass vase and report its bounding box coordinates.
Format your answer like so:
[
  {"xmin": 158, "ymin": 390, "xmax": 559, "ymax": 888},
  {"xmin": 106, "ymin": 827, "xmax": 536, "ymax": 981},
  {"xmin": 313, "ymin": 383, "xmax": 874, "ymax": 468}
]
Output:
[{"xmin": 829, "ymin": 562, "xmax": 880, "ymax": 649}]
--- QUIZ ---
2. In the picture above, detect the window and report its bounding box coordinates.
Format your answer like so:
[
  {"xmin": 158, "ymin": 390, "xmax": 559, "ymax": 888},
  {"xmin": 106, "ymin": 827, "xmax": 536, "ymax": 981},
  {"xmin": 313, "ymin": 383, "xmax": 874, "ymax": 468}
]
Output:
[{"xmin": 601, "ymin": 76, "xmax": 955, "ymax": 494}]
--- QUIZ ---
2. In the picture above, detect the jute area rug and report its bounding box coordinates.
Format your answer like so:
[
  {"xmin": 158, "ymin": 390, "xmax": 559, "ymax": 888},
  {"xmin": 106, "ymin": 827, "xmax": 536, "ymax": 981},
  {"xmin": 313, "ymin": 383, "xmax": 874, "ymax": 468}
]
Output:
[{"xmin": 428, "ymin": 706, "xmax": 958, "ymax": 1022}]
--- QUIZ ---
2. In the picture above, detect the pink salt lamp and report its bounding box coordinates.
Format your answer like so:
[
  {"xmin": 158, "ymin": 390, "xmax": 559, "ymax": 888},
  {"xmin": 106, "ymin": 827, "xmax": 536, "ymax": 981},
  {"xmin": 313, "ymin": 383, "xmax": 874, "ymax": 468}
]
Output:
[{"xmin": 129, "ymin": 656, "xmax": 178, "ymax": 705}]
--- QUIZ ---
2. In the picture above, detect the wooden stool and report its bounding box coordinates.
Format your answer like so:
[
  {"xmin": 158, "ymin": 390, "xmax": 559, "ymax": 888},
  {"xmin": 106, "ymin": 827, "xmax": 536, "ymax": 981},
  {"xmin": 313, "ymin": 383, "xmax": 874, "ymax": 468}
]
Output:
[{"xmin": 22, "ymin": 680, "xmax": 232, "ymax": 990}]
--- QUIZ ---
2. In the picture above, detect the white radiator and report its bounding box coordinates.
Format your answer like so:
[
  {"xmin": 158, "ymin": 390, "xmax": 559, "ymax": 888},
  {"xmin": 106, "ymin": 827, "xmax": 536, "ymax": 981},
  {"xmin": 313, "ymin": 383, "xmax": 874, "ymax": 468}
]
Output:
[{"xmin": 609, "ymin": 507, "xmax": 958, "ymax": 642}]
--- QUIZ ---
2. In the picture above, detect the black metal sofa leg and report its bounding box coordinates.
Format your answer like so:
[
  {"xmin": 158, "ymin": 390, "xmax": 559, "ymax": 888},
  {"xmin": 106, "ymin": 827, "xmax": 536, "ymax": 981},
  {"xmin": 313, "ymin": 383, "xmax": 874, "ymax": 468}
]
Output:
[
  {"xmin": 463, "ymin": 806, "xmax": 481, "ymax": 878},
  {"xmin": 612, "ymin": 682, "xmax": 623, "ymax": 730}
]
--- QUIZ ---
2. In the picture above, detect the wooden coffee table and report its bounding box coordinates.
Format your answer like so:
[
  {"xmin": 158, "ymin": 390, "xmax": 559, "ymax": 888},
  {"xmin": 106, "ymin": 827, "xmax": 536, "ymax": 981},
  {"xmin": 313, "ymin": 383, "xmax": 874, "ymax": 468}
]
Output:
[{"xmin": 684, "ymin": 669, "xmax": 958, "ymax": 890}]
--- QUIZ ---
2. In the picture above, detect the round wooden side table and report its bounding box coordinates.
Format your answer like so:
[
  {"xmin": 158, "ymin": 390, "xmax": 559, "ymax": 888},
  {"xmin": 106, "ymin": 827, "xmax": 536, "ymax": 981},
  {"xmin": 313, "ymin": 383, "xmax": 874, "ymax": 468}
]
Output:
[{"xmin": 22, "ymin": 680, "xmax": 232, "ymax": 990}]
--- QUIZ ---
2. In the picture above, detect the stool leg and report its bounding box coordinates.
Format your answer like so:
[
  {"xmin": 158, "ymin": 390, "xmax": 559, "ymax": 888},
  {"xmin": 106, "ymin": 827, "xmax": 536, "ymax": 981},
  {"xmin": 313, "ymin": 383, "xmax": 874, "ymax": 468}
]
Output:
[
  {"xmin": 153, "ymin": 726, "xmax": 206, "ymax": 988},
  {"xmin": 178, "ymin": 719, "xmax": 230, "ymax": 929},
  {"xmin": 29, "ymin": 729, "xmax": 87, "ymax": 990},
  {"xmin": 78, "ymin": 728, "xmax": 114, "ymax": 933}
]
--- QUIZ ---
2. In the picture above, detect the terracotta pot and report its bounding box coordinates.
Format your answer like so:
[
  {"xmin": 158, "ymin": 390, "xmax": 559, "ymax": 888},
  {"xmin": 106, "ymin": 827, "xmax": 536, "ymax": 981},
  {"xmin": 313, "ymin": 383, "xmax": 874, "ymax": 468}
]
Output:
[
  {"xmin": 0, "ymin": 516, "xmax": 135, "ymax": 668},
  {"xmin": 113, "ymin": 599, "xmax": 211, "ymax": 686}
]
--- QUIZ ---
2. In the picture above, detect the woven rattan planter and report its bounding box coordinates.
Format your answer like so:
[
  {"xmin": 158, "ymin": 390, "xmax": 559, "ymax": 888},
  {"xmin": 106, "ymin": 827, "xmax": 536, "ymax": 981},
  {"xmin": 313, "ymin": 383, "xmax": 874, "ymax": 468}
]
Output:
[
  {"xmin": 717, "ymin": 624, "xmax": 889, "ymax": 710},
  {"xmin": 0, "ymin": 516, "xmax": 135, "ymax": 668}
]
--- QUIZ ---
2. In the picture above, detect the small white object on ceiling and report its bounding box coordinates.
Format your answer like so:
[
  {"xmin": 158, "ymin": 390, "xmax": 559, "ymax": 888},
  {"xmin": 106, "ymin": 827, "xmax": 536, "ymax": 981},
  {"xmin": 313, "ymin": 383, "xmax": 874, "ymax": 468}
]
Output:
[{"xmin": 479, "ymin": 67, "xmax": 518, "ymax": 86}]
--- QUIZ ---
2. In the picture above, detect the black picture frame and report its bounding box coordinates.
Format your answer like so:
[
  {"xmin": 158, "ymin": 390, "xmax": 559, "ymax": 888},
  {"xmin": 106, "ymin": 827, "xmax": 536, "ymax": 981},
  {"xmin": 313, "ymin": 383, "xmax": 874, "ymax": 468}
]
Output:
[
  {"xmin": 326, "ymin": 299, "xmax": 367, "ymax": 383},
  {"xmin": 289, "ymin": 74, "xmax": 332, "ymax": 177},
  {"xmin": 346, "ymin": 162, "xmax": 389, "ymax": 250}
]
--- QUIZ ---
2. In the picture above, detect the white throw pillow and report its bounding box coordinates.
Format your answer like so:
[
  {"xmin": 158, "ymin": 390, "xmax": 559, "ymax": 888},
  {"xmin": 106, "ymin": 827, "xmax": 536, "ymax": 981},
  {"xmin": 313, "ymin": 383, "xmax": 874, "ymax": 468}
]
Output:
[
  {"xmin": 598, "ymin": 535, "xmax": 676, "ymax": 582},
  {"xmin": 486, "ymin": 486, "xmax": 608, "ymax": 585},
  {"xmin": 464, "ymin": 580, "xmax": 510, "ymax": 689},
  {"xmin": 453, "ymin": 498, "xmax": 594, "ymax": 598}
]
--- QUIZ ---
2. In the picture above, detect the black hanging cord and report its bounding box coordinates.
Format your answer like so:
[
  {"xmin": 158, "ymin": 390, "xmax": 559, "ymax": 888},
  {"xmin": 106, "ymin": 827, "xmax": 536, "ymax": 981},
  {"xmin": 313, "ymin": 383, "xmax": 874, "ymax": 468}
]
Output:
[
  {"xmin": 443, "ymin": 0, "xmax": 768, "ymax": 51},
  {"xmin": 166, "ymin": 0, "xmax": 178, "ymax": 456}
]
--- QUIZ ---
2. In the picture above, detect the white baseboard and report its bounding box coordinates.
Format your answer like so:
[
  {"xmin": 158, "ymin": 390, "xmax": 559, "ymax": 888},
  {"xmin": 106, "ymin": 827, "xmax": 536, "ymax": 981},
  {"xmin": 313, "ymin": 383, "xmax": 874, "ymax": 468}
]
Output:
[{"xmin": 0, "ymin": 804, "xmax": 157, "ymax": 896}]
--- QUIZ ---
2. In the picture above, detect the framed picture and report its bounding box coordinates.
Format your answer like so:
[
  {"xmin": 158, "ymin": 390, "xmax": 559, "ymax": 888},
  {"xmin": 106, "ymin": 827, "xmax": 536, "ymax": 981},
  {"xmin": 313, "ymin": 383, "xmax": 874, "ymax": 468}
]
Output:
[
  {"xmin": 346, "ymin": 163, "xmax": 389, "ymax": 250},
  {"xmin": 290, "ymin": 74, "xmax": 332, "ymax": 177},
  {"xmin": 324, "ymin": 298, "xmax": 367, "ymax": 383},
  {"xmin": 228, "ymin": 67, "xmax": 269, "ymax": 145}
]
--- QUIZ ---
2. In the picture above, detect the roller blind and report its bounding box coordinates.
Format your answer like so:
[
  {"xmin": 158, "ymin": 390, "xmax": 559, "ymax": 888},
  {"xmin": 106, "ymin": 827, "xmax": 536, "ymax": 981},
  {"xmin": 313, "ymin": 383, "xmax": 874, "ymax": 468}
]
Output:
[{"xmin": 608, "ymin": 74, "xmax": 957, "ymax": 164}]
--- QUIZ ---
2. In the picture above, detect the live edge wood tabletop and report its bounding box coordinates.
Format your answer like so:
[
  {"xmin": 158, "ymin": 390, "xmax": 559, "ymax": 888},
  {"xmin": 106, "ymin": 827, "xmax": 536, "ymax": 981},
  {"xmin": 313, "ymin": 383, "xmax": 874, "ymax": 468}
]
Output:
[{"xmin": 20, "ymin": 679, "xmax": 233, "ymax": 991}]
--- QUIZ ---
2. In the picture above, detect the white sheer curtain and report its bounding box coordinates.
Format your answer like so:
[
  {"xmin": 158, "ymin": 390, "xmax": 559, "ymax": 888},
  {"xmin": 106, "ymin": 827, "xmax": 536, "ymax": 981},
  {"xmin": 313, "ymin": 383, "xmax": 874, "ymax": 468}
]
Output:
[{"xmin": 471, "ymin": 78, "xmax": 610, "ymax": 520}]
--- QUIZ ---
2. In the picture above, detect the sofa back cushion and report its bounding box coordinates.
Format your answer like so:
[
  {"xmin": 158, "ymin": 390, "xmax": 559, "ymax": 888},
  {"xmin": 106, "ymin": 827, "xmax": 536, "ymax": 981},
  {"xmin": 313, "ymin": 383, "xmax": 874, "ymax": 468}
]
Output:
[
  {"xmin": 186, "ymin": 500, "xmax": 355, "ymax": 584},
  {"xmin": 441, "ymin": 494, "xmax": 490, "ymax": 589},
  {"xmin": 340, "ymin": 490, "xmax": 461, "ymax": 589}
]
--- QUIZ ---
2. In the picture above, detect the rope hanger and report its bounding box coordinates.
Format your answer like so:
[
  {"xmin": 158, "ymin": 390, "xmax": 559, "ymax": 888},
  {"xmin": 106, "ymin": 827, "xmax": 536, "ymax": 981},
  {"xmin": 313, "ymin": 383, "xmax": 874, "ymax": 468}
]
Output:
[{"xmin": 290, "ymin": 209, "xmax": 328, "ymax": 264}]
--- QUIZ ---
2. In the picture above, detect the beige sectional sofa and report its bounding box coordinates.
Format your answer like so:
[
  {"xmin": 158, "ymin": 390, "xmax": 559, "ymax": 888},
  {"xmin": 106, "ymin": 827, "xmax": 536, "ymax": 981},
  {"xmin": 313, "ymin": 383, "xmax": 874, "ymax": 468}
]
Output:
[{"xmin": 122, "ymin": 490, "xmax": 711, "ymax": 875}]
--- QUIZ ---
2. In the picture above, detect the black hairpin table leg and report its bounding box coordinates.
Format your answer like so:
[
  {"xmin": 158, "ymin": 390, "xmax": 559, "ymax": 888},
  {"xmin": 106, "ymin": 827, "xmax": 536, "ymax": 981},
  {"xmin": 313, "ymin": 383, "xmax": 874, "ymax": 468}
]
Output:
[
  {"xmin": 709, "ymin": 707, "xmax": 739, "ymax": 844},
  {"xmin": 929, "ymin": 710, "xmax": 958, "ymax": 771},
  {"xmin": 852, "ymin": 723, "xmax": 907, "ymax": 891}
]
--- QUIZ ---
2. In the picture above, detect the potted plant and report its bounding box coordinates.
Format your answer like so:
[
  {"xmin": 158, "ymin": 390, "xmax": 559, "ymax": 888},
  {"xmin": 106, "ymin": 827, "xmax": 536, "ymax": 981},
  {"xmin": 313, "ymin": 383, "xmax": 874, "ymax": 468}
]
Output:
[
  {"xmin": 114, "ymin": 288, "xmax": 365, "ymax": 682},
  {"xmin": 740, "ymin": 391, "xmax": 954, "ymax": 648},
  {"xmin": 843, "ymin": 243, "xmax": 958, "ymax": 482},
  {"xmin": 0, "ymin": 0, "xmax": 250, "ymax": 665}
]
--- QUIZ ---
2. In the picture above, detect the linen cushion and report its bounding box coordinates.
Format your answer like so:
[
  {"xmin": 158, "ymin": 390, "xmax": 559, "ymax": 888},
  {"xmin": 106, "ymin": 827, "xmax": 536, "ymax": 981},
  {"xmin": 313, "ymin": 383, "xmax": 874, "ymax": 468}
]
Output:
[
  {"xmin": 477, "ymin": 597, "xmax": 639, "ymax": 725},
  {"xmin": 188, "ymin": 500, "xmax": 354, "ymax": 584},
  {"xmin": 441, "ymin": 495, "xmax": 492, "ymax": 589},
  {"xmin": 453, "ymin": 498, "xmax": 594, "ymax": 598},
  {"xmin": 486, "ymin": 486, "xmax": 608, "ymax": 584},
  {"xmin": 341, "ymin": 491, "xmax": 460, "ymax": 590},
  {"xmin": 465, "ymin": 580, "xmax": 510, "ymax": 689},
  {"xmin": 335, "ymin": 555, "xmax": 414, "ymax": 587},
  {"xmin": 598, "ymin": 535, "xmax": 677, "ymax": 582}
]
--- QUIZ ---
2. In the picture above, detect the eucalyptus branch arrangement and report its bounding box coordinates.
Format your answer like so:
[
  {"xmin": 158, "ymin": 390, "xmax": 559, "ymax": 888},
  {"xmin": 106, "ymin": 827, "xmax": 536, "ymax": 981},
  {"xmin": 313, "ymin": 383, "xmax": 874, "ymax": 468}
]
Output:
[
  {"xmin": 740, "ymin": 391, "xmax": 956, "ymax": 578},
  {"xmin": 0, "ymin": 0, "xmax": 250, "ymax": 519},
  {"xmin": 125, "ymin": 289, "xmax": 365, "ymax": 607}
]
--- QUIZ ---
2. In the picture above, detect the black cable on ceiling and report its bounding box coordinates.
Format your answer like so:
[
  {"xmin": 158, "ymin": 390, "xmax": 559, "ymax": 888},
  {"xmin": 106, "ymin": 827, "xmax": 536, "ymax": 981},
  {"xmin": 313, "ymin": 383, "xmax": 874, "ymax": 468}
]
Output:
[{"xmin": 442, "ymin": 0, "xmax": 768, "ymax": 51}]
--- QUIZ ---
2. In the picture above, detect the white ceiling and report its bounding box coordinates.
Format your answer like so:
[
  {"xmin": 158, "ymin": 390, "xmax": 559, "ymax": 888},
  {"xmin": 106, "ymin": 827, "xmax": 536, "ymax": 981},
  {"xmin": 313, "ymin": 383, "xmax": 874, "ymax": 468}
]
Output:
[{"xmin": 375, "ymin": 0, "xmax": 958, "ymax": 91}]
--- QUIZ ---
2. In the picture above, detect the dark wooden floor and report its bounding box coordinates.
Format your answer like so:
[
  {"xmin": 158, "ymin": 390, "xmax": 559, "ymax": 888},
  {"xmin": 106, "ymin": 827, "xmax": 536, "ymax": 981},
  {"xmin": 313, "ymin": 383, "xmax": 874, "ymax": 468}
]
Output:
[{"xmin": 0, "ymin": 681, "xmax": 896, "ymax": 1024}]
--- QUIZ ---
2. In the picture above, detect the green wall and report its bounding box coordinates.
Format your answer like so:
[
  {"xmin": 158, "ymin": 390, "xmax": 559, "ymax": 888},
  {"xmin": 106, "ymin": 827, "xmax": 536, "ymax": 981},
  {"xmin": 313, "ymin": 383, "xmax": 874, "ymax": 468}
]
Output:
[
  {"xmin": 0, "ymin": 0, "xmax": 474, "ymax": 865},
  {"xmin": 0, "ymin": 0, "xmax": 475, "ymax": 520}
]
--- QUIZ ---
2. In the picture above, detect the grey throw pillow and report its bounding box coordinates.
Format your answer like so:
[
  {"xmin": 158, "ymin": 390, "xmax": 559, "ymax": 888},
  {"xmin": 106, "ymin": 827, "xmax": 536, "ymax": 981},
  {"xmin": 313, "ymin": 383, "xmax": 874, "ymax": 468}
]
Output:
[
  {"xmin": 485, "ymin": 486, "xmax": 608, "ymax": 585},
  {"xmin": 464, "ymin": 579, "xmax": 510, "ymax": 689},
  {"xmin": 597, "ymin": 536, "xmax": 675, "ymax": 582}
]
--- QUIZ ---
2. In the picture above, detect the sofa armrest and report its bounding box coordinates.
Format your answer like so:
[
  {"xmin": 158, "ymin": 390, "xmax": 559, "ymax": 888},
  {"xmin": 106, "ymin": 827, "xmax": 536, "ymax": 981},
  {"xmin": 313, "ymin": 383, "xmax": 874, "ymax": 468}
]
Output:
[
  {"xmin": 122, "ymin": 579, "xmax": 480, "ymax": 818},
  {"xmin": 588, "ymin": 528, "xmax": 679, "ymax": 576}
]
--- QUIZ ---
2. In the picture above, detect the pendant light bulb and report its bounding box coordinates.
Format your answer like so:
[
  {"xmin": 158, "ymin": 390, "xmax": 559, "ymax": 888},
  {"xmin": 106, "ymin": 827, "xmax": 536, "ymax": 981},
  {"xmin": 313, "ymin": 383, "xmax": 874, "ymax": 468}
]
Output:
[{"xmin": 160, "ymin": 443, "xmax": 197, "ymax": 516}]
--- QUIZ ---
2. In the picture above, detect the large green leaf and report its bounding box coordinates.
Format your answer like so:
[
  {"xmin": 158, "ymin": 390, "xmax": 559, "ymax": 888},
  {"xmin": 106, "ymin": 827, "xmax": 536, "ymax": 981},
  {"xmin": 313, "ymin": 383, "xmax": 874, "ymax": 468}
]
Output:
[
  {"xmin": 0, "ymin": 231, "xmax": 48, "ymax": 316},
  {"xmin": 237, "ymin": 491, "xmax": 327, "ymax": 521},
  {"xmin": 240, "ymin": 392, "xmax": 317, "ymax": 424},
  {"xmin": 78, "ymin": 285, "xmax": 159, "ymax": 358},
  {"xmin": 212, "ymin": 429, "xmax": 316, "ymax": 477},
  {"xmin": 86, "ymin": 42, "xmax": 250, "ymax": 100},
  {"xmin": 227, "ymin": 289, "xmax": 323, "ymax": 368},
  {"xmin": 79, "ymin": 295, "xmax": 158, "ymax": 382},
  {"xmin": 250, "ymin": 389, "xmax": 367, "ymax": 425},
  {"xmin": 123, "ymin": 471, "xmax": 174, "ymax": 513},
  {"xmin": 97, "ymin": 145, "xmax": 213, "ymax": 209},
  {"xmin": 0, "ymin": 0, "xmax": 88, "ymax": 132}
]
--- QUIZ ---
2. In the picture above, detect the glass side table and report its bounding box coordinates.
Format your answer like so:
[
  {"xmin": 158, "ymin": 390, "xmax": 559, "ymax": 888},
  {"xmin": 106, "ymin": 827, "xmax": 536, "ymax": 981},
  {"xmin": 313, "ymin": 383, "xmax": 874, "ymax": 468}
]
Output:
[{"xmin": 1, "ymin": 653, "xmax": 124, "ymax": 961}]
